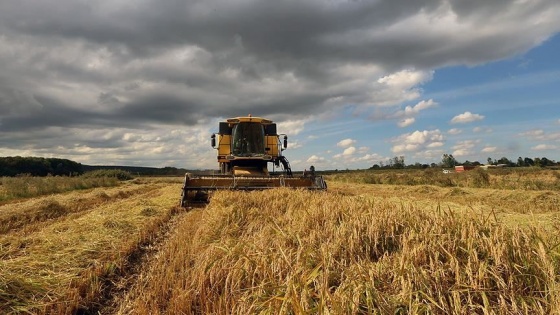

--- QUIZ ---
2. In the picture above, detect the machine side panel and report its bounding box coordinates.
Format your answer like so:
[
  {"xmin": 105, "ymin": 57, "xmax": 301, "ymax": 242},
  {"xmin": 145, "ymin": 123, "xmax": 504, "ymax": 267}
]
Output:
[
  {"xmin": 265, "ymin": 135, "xmax": 279, "ymax": 157},
  {"xmin": 218, "ymin": 134, "xmax": 231, "ymax": 157}
]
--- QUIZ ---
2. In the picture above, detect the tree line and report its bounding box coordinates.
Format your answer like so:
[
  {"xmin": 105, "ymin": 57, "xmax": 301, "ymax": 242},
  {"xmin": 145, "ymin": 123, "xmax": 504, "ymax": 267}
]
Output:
[
  {"xmin": 0, "ymin": 156, "xmax": 83, "ymax": 176},
  {"xmin": 0, "ymin": 156, "xmax": 190, "ymax": 177},
  {"xmin": 439, "ymin": 154, "xmax": 558, "ymax": 168},
  {"xmin": 370, "ymin": 154, "xmax": 559, "ymax": 170}
]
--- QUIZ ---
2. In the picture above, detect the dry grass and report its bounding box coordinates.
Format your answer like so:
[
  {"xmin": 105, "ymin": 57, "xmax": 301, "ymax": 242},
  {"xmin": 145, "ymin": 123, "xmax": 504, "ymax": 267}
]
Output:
[
  {"xmin": 0, "ymin": 181, "xmax": 183, "ymax": 314},
  {"xmin": 330, "ymin": 181, "xmax": 560, "ymax": 217},
  {"xmin": 328, "ymin": 168, "xmax": 560, "ymax": 191},
  {"xmin": 119, "ymin": 188, "xmax": 560, "ymax": 314},
  {"xmin": 0, "ymin": 175, "xmax": 121, "ymax": 203},
  {"xmin": 0, "ymin": 184, "xmax": 157, "ymax": 235}
]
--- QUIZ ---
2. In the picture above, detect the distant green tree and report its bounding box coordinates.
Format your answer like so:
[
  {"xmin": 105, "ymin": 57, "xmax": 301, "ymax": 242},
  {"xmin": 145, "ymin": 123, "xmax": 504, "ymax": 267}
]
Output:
[
  {"xmin": 442, "ymin": 154, "xmax": 457, "ymax": 168},
  {"xmin": 497, "ymin": 157, "xmax": 513, "ymax": 166},
  {"xmin": 524, "ymin": 157, "xmax": 535, "ymax": 166},
  {"xmin": 0, "ymin": 156, "xmax": 83, "ymax": 176},
  {"xmin": 409, "ymin": 162, "xmax": 427, "ymax": 169},
  {"xmin": 391, "ymin": 156, "xmax": 405, "ymax": 169},
  {"xmin": 540, "ymin": 157, "xmax": 554, "ymax": 167}
]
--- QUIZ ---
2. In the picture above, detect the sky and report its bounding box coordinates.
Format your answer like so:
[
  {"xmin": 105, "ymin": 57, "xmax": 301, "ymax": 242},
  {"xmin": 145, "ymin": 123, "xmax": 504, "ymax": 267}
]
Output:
[{"xmin": 0, "ymin": 0, "xmax": 559, "ymax": 170}]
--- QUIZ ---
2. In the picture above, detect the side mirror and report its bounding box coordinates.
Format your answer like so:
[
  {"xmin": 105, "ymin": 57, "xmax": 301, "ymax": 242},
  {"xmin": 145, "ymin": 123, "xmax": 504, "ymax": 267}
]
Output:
[
  {"xmin": 211, "ymin": 134, "xmax": 216, "ymax": 148},
  {"xmin": 283, "ymin": 135, "xmax": 288, "ymax": 149}
]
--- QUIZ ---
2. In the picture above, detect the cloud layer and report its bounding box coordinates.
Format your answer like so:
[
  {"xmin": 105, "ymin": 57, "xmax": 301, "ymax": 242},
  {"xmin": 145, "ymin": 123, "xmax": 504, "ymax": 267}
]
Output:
[{"xmin": 1, "ymin": 0, "xmax": 560, "ymax": 166}]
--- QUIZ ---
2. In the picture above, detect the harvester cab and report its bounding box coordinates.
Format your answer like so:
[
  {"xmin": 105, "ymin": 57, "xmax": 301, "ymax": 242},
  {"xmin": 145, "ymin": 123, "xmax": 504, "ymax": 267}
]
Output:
[{"xmin": 180, "ymin": 115, "xmax": 327, "ymax": 207}]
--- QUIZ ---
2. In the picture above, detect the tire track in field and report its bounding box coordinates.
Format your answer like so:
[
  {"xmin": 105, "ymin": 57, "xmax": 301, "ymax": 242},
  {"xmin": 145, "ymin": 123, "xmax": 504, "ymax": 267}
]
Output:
[{"xmin": 88, "ymin": 206, "xmax": 199, "ymax": 315}]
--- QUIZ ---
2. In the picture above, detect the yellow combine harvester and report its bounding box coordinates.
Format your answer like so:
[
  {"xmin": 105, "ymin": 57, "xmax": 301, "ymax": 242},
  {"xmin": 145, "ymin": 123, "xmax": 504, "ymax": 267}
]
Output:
[{"xmin": 180, "ymin": 115, "xmax": 327, "ymax": 206}]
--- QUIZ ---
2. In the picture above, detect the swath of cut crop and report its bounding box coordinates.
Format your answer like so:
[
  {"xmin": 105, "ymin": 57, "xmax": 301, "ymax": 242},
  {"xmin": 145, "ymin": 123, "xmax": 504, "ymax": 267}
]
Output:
[
  {"xmin": 0, "ymin": 184, "xmax": 159, "ymax": 235},
  {"xmin": 0, "ymin": 183, "xmax": 184, "ymax": 314}
]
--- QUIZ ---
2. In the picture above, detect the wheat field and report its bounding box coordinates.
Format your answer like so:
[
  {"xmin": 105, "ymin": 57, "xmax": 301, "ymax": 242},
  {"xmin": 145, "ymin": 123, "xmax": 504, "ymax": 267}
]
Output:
[{"xmin": 1, "ymin": 170, "xmax": 559, "ymax": 314}]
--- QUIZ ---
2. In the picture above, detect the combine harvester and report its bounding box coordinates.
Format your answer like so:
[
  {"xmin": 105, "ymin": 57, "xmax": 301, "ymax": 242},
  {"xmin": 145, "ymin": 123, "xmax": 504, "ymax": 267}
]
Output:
[{"xmin": 180, "ymin": 115, "xmax": 327, "ymax": 207}]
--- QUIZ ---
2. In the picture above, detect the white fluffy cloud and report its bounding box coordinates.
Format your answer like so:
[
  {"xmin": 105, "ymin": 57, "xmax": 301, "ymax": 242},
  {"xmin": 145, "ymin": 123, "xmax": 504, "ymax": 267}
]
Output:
[
  {"xmin": 450, "ymin": 111, "xmax": 485, "ymax": 124},
  {"xmin": 452, "ymin": 140, "xmax": 480, "ymax": 157},
  {"xmin": 519, "ymin": 129, "xmax": 560, "ymax": 142},
  {"xmin": 372, "ymin": 98, "xmax": 437, "ymax": 127},
  {"xmin": 337, "ymin": 138, "xmax": 356, "ymax": 148},
  {"xmin": 447, "ymin": 128, "xmax": 462, "ymax": 135},
  {"xmin": 277, "ymin": 119, "xmax": 308, "ymax": 136},
  {"xmin": 342, "ymin": 146, "xmax": 356, "ymax": 156},
  {"xmin": 307, "ymin": 155, "xmax": 326, "ymax": 163},
  {"xmin": 372, "ymin": 70, "xmax": 434, "ymax": 106},
  {"xmin": 391, "ymin": 130, "xmax": 444, "ymax": 154},
  {"xmin": 355, "ymin": 153, "xmax": 384, "ymax": 162},
  {"xmin": 377, "ymin": 70, "xmax": 429, "ymax": 88},
  {"xmin": 287, "ymin": 140, "xmax": 303, "ymax": 150},
  {"xmin": 398, "ymin": 117, "xmax": 415, "ymax": 128},
  {"xmin": 398, "ymin": 99, "xmax": 437, "ymax": 117}
]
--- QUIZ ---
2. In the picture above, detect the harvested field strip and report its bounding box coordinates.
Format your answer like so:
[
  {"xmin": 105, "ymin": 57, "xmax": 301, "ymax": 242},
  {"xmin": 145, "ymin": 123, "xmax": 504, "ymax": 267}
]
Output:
[
  {"xmin": 120, "ymin": 189, "xmax": 560, "ymax": 314},
  {"xmin": 0, "ymin": 182, "xmax": 163, "ymax": 235},
  {"xmin": 0, "ymin": 176, "xmax": 122, "ymax": 203},
  {"xmin": 330, "ymin": 181, "xmax": 560, "ymax": 216},
  {"xmin": 0, "ymin": 183, "xmax": 183, "ymax": 314}
]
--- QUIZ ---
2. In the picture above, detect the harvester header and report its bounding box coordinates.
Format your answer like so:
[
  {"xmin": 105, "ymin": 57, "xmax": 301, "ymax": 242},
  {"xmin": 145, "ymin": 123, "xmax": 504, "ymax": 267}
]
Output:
[{"xmin": 180, "ymin": 115, "xmax": 327, "ymax": 207}]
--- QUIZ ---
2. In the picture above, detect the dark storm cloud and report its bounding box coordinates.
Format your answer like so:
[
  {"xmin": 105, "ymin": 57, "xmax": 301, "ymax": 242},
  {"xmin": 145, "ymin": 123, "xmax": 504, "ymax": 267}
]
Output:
[
  {"xmin": 0, "ymin": 94, "xmax": 107, "ymax": 131},
  {"xmin": 1, "ymin": 0, "xmax": 437, "ymax": 60},
  {"xmin": 3, "ymin": 0, "xmax": 554, "ymax": 70},
  {"xmin": 1, "ymin": 0, "xmax": 560, "ymax": 157},
  {"xmin": 115, "ymin": 95, "xmax": 203, "ymax": 125}
]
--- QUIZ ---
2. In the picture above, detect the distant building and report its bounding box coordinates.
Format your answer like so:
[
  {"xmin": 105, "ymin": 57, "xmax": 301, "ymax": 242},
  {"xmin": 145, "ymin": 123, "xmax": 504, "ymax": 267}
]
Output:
[{"xmin": 455, "ymin": 165, "xmax": 476, "ymax": 172}]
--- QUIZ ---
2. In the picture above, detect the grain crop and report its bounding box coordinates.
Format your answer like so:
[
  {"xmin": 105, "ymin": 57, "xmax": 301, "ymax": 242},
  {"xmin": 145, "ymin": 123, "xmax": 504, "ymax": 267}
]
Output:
[{"xmin": 119, "ymin": 185, "xmax": 560, "ymax": 314}]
